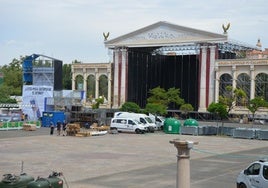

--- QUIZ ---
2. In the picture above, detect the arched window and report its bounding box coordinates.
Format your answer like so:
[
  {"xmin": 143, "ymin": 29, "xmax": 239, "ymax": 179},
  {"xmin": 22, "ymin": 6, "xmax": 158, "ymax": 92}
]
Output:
[
  {"xmin": 219, "ymin": 73, "xmax": 232, "ymax": 97},
  {"xmin": 99, "ymin": 75, "xmax": 108, "ymax": 99},
  {"xmin": 255, "ymin": 73, "xmax": 268, "ymax": 101},
  {"xmin": 75, "ymin": 75, "xmax": 83, "ymax": 90},
  {"xmin": 236, "ymin": 73, "xmax": 250, "ymax": 105},
  {"xmin": 87, "ymin": 75, "xmax": 95, "ymax": 99}
]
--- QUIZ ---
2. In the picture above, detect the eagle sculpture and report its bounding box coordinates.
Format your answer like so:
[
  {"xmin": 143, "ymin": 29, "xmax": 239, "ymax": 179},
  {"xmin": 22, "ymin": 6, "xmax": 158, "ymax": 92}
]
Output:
[
  {"xmin": 222, "ymin": 23, "xmax": 230, "ymax": 34},
  {"xmin": 103, "ymin": 32, "xmax": 110, "ymax": 41}
]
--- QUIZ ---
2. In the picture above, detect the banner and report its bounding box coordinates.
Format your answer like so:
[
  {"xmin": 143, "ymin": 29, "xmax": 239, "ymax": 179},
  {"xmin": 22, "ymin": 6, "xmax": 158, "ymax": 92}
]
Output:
[{"xmin": 22, "ymin": 86, "xmax": 53, "ymax": 121}]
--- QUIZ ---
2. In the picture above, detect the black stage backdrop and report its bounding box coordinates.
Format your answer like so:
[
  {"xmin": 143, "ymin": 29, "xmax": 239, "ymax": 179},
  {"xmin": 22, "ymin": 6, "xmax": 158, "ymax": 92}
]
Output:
[{"xmin": 127, "ymin": 48, "xmax": 199, "ymax": 110}]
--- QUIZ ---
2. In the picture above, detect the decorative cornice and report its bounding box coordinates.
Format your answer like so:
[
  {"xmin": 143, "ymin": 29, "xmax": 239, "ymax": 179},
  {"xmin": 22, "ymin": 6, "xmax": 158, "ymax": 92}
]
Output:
[{"xmin": 217, "ymin": 59, "xmax": 268, "ymax": 66}]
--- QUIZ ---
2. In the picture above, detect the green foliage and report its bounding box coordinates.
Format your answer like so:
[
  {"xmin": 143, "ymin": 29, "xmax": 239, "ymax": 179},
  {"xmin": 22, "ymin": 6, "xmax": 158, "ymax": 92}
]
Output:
[
  {"xmin": 147, "ymin": 86, "xmax": 184, "ymax": 106},
  {"xmin": 219, "ymin": 86, "xmax": 247, "ymax": 113},
  {"xmin": 207, "ymin": 102, "xmax": 228, "ymax": 119},
  {"xmin": 247, "ymin": 97, "xmax": 268, "ymax": 115},
  {"xmin": 62, "ymin": 64, "xmax": 72, "ymax": 89},
  {"xmin": 92, "ymin": 96, "xmax": 104, "ymax": 109},
  {"xmin": 147, "ymin": 86, "xmax": 167, "ymax": 105},
  {"xmin": 144, "ymin": 103, "xmax": 167, "ymax": 115},
  {"xmin": 120, "ymin": 102, "xmax": 141, "ymax": 113},
  {"xmin": 180, "ymin": 103, "xmax": 194, "ymax": 113},
  {"xmin": 166, "ymin": 87, "xmax": 185, "ymax": 106},
  {"xmin": 0, "ymin": 58, "xmax": 23, "ymax": 100}
]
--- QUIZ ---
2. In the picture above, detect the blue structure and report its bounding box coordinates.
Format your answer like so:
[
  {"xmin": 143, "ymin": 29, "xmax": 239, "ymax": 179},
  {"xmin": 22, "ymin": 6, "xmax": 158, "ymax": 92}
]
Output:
[
  {"xmin": 42, "ymin": 111, "xmax": 65, "ymax": 127},
  {"xmin": 22, "ymin": 54, "xmax": 63, "ymax": 90}
]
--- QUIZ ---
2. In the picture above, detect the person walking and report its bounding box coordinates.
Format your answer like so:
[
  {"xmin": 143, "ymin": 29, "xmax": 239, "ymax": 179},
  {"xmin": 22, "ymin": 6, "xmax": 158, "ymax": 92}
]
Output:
[
  {"xmin": 62, "ymin": 120, "xmax": 67, "ymax": 136},
  {"xmin": 50, "ymin": 122, "xmax": 54, "ymax": 135},
  {"xmin": 56, "ymin": 121, "xmax": 62, "ymax": 136}
]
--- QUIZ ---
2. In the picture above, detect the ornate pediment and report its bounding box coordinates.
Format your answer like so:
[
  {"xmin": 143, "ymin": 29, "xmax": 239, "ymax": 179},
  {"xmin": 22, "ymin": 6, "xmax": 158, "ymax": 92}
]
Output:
[{"xmin": 105, "ymin": 21, "xmax": 227, "ymax": 48}]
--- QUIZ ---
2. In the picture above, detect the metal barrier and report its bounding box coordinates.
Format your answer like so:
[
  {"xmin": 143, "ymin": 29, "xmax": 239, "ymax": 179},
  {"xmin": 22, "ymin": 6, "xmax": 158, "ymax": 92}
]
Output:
[
  {"xmin": 256, "ymin": 130, "xmax": 268, "ymax": 140},
  {"xmin": 0, "ymin": 121, "xmax": 41, "ymax": 131},
  {"xmin": 180, "ymin": 126, "xmax": 199, "ymax": 135},
  {"xmin": 232, "ymin": 128, "xmax": 260, "ymax": 139}
]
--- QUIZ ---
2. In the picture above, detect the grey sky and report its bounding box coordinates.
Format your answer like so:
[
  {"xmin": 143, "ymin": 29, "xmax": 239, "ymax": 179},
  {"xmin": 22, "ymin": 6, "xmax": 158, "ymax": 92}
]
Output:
[{"xmin": 1, "ymin": 0, "xmax": 267, "ymax": 65}]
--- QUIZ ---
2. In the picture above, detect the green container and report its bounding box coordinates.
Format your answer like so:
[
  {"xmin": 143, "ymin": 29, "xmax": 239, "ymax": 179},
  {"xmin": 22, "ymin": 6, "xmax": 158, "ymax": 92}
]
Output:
[
  {"xmin": 2, "ymin": 122, "xmax": 8, "ymax": 128},
  {"xmin": 183, "ymin": 118, "xmax": 198, "ymax": 126},
  {"xmin": 35, "ymin": 121, "xmax": 41, "ymax": 127},
  {"xmin": 19, "ymin": 122, "xmax": 23, "ymax": 127},
  {"xmin": 27, "ymin": 172, "xmax": 63, "ymax": 188},
  {"xmin": 0, "ymin": 173, "xmax": 34, "ymax": 188},
  {"xmin": 7, "ymin": 122, "xmax": 12, "ymax": 128},
  {"xmin": 163, "ymin": 118, "xmax": 181, "ymax": 134},
  {"xmin": 27, "ymin": 177, "xmax": 63, "ymax": 188}
]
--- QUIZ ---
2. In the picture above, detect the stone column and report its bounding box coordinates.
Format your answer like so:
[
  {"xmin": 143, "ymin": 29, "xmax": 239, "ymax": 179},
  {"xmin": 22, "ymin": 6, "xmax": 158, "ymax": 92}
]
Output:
[
  {"xmin": 209, "ymin": 46, "xmax": 216, "ymax": 104},
  {"xmin": 199, "ymin": 46, "xmax": 207, "ymax": 112},
  {"xmin": 83, "ymin": 68, "xmax": 87, "ymax": 93},
  {"xmin": 214, "ymin": 64, "xmax": 219, "ymax": 103},
  {"xmin": 250, "ymin": 65, "xmax": 255, "ymax": 100},
  {"xmin": 232, "ymin": 65, "xmax": 237, "ymax": 89},
  {"xmin": 107, "ymin": 67, "xmax": 112, "ymax": 108},
  {"xmin": 113, "ymin": 49, "xmax": 120, "ymax": 108},
  {"xmin": 120, "ymin": 48, "xmax": 127, "ymax": 106},
  {"xmin": 95, "ymin": 68, "xmax": 99, "ymax": 99},
  {"xmin": 170, "ymin": 139, "xmax": 198, "ymax": 188},
  {"xmin": 71, "ymin": 66, "xmax": 75, "ymax": 90}
]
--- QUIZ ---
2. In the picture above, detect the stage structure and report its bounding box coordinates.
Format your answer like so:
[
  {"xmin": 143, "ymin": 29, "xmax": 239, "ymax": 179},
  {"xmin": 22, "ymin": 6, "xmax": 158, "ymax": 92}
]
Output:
[
  {"xmin": 22, "ymin": 54, "xmax": 63, "ymax": 120},
  {"xmin": 105, "ymin": 21, "xmax": 259, "ymax": 111}
]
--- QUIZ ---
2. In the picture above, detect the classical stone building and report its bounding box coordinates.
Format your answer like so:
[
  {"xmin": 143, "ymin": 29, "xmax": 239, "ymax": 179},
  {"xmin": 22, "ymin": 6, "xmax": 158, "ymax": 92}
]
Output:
[{"xmin": 72, "ymin": 21, "xmax": 268, "ymax": 115}]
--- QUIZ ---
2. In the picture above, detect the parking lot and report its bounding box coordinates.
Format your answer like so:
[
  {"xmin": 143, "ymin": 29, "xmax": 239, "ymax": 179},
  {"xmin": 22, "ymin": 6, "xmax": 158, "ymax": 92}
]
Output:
[{"xmin": 1, "ymin": 125, "xmax": 268, "ymax": 188}]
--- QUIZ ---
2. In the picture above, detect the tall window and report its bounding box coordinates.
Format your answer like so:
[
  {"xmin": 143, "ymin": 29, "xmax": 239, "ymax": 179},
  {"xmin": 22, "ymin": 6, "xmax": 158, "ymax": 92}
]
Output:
[
  {"xmin": 255, "ymin": 73, "xmax": 268, "ymax": 101},
  {"xmin": 219, "ymin": 73, "xmax": 232, "ymax": 97},
  {"xmin": 236, "ymin": 73, "xmax": 250, "ymax": 105},
  {"xmin": 87, "ymin": 75, "xmax": 95, "ymax": 99},
  {"xmin": 75, "ymin": 75, "xmax": 83, "ymax": 90},
  {"xmin": 99, "ymin": 75, "xmax": 108, "ymax": 99}
]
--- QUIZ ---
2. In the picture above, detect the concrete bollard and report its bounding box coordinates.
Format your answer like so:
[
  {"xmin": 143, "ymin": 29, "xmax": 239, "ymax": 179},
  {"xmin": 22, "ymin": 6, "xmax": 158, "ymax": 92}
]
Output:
[{"xmin": 170, "ymin": 139, "xmax": 198, "ymax": 188}]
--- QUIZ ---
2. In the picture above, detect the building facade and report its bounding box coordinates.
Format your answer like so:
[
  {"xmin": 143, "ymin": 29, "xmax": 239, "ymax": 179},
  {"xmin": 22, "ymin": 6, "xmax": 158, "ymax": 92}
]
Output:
[{"xmin": 72, "ymin": 21, "xmax": 268, "ymax": 114}]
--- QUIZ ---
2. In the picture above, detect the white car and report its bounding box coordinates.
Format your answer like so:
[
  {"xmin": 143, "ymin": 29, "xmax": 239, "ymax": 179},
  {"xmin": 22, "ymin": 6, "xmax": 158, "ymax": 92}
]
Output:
[{"xmin": 237, "ymin": 159, "xmax": 268, "ymax": 188}]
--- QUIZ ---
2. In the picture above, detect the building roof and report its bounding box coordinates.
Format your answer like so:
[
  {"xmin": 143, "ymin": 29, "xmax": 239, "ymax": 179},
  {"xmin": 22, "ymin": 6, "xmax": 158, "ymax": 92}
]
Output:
[
  {"xmin": 105, "ymin": 21, "xmax": 228, "ymax": 48},
  {"xmin": 104, "ymin": 21, "xmax": 259, "ymax": 54}
]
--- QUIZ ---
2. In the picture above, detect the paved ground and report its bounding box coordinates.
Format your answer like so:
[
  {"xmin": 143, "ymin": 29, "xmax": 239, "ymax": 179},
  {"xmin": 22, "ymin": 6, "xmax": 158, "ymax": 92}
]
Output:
[{"xmin": 0, "ymin": 121, "xmax": 268, "ymax": 188}]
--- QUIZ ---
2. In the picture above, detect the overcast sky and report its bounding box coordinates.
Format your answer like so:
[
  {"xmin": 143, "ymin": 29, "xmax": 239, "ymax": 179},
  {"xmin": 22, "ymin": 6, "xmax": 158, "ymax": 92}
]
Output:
[{"xmin": 1, "ymin": 0, "xmax": 267, "ymax": 65}]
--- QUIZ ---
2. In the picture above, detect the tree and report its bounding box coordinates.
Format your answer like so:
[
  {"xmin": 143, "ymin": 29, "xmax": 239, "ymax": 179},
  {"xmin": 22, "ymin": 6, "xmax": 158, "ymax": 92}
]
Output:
[
  {"xmin": 92, "ymin": 96, "xmax": 104, "ymax": 109},
  {"xmin": 247, "ymin": 97, "xmax": 268, "ymax": 122},
  {"xmin": 147, "ymin": 86, "xmax": 167, "ymax": 105},
  {"xmin": 219, "ymin": 86, "xmax": 247, "ymax": 113},
  {"xmin": 0, "ymin": 58, "xmax": 23, "ymax": 98},
  {"xmin": 207, "ymin": 102, "xmax": 228, "ymax": 134},
  {"xmin": 62, "ymin": 64, "xmax": 72, "ymax": 89},
  {"xmin": 180, "ymin": 103, "xmax": 194, "ymax": 119},
  {"xmin": 120, "ymin": 102, "xmax": 141, "ymax": 113},
  {"xmin": 144, "ymin": 103, "xmax": 167, "ymax": 115}
]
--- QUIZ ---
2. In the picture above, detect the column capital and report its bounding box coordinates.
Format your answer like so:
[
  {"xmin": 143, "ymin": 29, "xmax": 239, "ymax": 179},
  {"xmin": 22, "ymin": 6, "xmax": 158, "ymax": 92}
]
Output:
[
  {"xmin": 209, "ymin": 45, "xmax": 216, "ymax": 50},
  {"xmin": 250, "ymin": 65, "xmax": 255, "ymax": 71},
  {"xmin": 170, "ymin": 139, "xmax": 198, "ymax": 158}
]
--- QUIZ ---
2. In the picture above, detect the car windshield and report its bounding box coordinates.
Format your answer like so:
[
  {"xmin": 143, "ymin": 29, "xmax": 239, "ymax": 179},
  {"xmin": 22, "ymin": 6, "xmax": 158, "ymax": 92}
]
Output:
[
  {"xmin": 133, "ymin": 120, "xmax": 142, "ymax": 124},
  {"xmin": 145, "ymin": 117, "xmax": 153, "ymax": 123}
]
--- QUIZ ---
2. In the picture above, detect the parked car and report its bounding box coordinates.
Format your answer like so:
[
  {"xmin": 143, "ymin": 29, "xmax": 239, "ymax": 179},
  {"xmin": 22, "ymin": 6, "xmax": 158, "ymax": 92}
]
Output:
[
  {"xmin": 236, "ymin": 159, "xmax": 268, "ymax": 188},
  {"xmin": 110, "ymin": 118, "xmax": 147, "ymax": 134}
]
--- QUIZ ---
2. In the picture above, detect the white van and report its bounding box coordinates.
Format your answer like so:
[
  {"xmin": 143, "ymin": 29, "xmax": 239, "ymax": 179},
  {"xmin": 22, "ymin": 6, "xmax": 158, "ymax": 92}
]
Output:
[
  {"xmin": 114, "ymin": 112, "xmax": 157, "ymax": 131},
  {"xmin": 110, "ymin": 118, "xmax": 147, "ymax": 134}
]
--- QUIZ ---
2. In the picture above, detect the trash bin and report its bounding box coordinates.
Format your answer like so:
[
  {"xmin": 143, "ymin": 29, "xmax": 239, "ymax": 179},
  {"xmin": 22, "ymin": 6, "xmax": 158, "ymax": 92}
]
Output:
[
  {"xmin": 0, "ymin": 173, "xmax": 34, "ymax": 188},
  {"xmin": 164, "ymin": 118, "xmax": 181, "ymax": 134},
  {"xmin": 27, "ymin": 172, "xmax": 63, "ymax": 188},
  {"xmin": 183, "ymin": 118, "xmax": 198, "ymax": 126}
]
